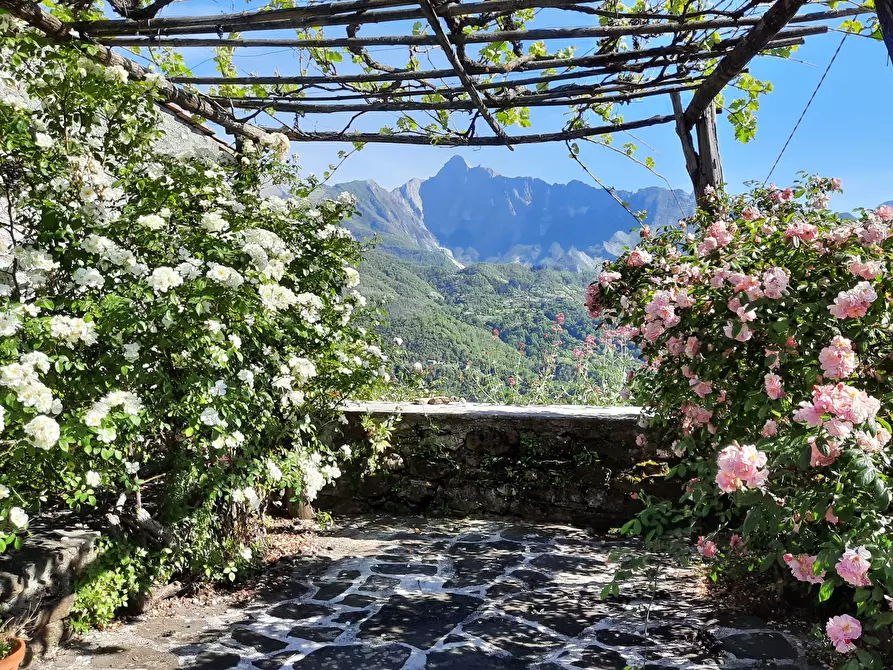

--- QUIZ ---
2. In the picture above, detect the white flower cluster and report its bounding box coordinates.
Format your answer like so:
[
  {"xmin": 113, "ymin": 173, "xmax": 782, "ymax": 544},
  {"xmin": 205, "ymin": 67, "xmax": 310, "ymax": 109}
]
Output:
[
  {"xmin": 242, "ymin": 228, "xmax": 296, "ymax": 281},
  {"xmin": 211, "ymin": 430, "xmax": 245, "ymax": 450},
  {"xmin": 49, "ymin": 315, "xmax": 98, "ymax": 346},
  {"xmin": 316, "ymin": 224, "xmax": 352, "ymax": 240},
  {"xmin": 343, "ymin": 266, "xmax": 360, "ymax": 288},
  {"xmin": 72, "ymin": 267, "xmax": 105, "ymax": 289},
  {"xmin": 84, "ymin": 390, "xmax": 143, "ymax": 428},
  {"xmin": 295, "ymin": 292, "xmax": 324, "ymax": 323},
  {"xmin": 258, "ymin": 283, "xmax": 297, "ymax": 311},
  {"xmin": 12, "ymin": 246, "xmax": 59, "ymax": 290},
  {"xmin": 201, "ymin": 211, "xmax": 229, "ymax": 233},
  {"xmin": 206, "ymin": 263, "xmax": 244, "ymax": 289},
  {"xmin": 296, "ymin": 450, "xmax": 341, "ymax": 502},
  {"xmin": 0, "ymin": 351, "xmax": 61, "ymax": 418},
  {"xmin": 148, "ymin": 267, "xmax": 184, "ymax": 294},
  {"xmin": 232, "ymin": 485, "xmax": 262, "ymax": 511},
  {"xmin": 81, "ymin": 235, "xmax": 149, "ymax": 277},
  {"xmin": 68, "ymin": 155, "xmax": 125, "ymax": 225},
  {"xmin": 24, "ymin": 415, "xmax": 60, "ymax": 450},
  {"xmin": 259, "ymin": 132, "xmax": 291, "ymax": 162}
]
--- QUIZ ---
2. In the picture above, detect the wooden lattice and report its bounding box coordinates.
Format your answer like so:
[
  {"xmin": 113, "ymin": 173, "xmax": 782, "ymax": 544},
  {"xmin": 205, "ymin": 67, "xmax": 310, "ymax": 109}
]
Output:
[{"xmin": 0, "ymin": 0, "xmax": 880, "ymax": 195}]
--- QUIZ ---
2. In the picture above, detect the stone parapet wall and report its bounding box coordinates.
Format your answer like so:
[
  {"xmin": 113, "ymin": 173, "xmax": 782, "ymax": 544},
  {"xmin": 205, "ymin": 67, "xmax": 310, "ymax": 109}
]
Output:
[{"xmin": 319, "ymin": 403, "xmax": 672, "ymax": 529}]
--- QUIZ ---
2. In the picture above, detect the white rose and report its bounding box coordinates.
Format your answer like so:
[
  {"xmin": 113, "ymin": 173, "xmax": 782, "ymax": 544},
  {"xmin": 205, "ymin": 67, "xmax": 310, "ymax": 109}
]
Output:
[
  {"xmin": 24, "ymin": 415, "xmax": 60, "ymax": 449},
  {"xmin": 123, "ymin": 342, "xmax": 140, "ymax": 362},
  {"xmin": 8, "ymin": 506, "xmax": 28, "ymax": 529},
  {"xmin": 0, "ymin": 484, "xmax": 9, "ymax": 499},
  {"xmin": 137, "ymin": 214, "xmax": 166, "ymax": 230},
  {"xmin": 85, "ymin": 470, "xmax": 100, "ymax": 487}
]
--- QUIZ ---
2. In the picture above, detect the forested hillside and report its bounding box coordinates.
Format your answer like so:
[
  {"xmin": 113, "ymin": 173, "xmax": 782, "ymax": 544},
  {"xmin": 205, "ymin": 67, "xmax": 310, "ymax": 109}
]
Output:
[{"xmin": 358, "ymin": 250, "xmax": 638, "ymax": 403}]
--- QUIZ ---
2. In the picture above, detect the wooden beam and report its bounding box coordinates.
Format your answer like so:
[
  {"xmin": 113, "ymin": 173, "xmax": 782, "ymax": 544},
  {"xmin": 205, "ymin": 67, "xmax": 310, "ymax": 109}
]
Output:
[
  {"xmin": 213, "ymin": 82, "xmax": 701, "ymax": 114},
  {"xmin": 96, "ymin": 9, "xmax": 836, "ymax": 48},
  {"xmin": 0, "ymin": 0, "xmax": 268, "ymax": 141},
  {"xmin": 214, "ymin": 74, "xmax": 702, "ymax": 104},
  {"xmin": 166, "ymin": 32, "xmax": 813, "ymax": 86},
  {"xmin": 684, "ymin": 0, "xmax": 807, "ymax": 127},
  {"xmin": 261, "ymin": 113, "xmax": 675, "ymax": 145},
  {"xmin": 416, "ymin": 0, "xmax": 512, "ymax": 148},
  {"xmin": 74, "ymin": 2, "xmax": 867, "ymax": 37}
]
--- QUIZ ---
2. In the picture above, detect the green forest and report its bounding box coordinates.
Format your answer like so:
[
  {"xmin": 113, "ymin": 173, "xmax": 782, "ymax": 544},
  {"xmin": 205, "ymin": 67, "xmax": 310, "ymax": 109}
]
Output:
[{"xmin": 358, "ymin": 250, "xmax": 639, "ymax": 404}]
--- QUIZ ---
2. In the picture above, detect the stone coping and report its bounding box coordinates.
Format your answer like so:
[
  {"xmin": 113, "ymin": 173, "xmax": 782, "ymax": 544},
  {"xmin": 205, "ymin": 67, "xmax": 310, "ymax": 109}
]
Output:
[{"xmin": 342, "ymin": 401, "xmax": 642, "ymax": 420}]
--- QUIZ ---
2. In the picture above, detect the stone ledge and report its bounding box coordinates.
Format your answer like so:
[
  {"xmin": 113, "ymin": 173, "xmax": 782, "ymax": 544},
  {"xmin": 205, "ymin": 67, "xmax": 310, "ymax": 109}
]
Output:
[
  {"xmin": 322, "ymin": 403, "xmax": 666, "ymax": 529},
  {"xmin": 343, "ymin": 401, "xmax": 642, "ymax": 420}
]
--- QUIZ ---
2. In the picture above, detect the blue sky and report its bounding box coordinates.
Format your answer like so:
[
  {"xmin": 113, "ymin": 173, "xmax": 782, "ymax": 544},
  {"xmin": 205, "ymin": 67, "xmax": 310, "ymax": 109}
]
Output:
[{"xmin": 147, "ymin": 2, "xmax": 892, "ymax": 209}]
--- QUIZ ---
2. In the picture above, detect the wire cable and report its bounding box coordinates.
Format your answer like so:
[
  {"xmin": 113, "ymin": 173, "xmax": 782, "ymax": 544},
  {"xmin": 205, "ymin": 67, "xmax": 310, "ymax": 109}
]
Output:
[{"xmin": 763, "ymin": 32, "xmax": 847, "ymax": 185}]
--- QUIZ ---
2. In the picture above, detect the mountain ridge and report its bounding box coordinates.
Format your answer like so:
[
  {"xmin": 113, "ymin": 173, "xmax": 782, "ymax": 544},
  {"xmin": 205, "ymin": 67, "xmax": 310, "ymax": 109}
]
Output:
[{"xmin": 328, "ymin": 156, "xmax": 696, "ymax": 271}]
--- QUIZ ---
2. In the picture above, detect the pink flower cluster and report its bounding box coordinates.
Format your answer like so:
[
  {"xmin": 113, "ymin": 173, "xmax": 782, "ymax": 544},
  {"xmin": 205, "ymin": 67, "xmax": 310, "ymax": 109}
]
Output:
[
  {"xmin": 697, "ymin": 220, "xmax": 736, "ymax": 256},
  {"xmin": 768, "ymin": 185, "xmax": 794, "ymax": 203},
  {"xmin": 783, "ymin": 553, "xmax": 825, "ymax": 584},
  {"xmin": 715, "ymin": 442, "xmax": 768, "ymax": 493},
  {"xmin": 627, "ymin": 247, "xmax": 653, "ymax": 267},
  {"xmin": 761, "ymin": 267, "xmax": 789, "ymax": 299},
  {"xmin": 764, "ymin": 373, "xmax": 784, "ymax": 400},
  {"xmin": 809, "ymin": 436, "xmax": 842, "ymax": 467},
  {"xmin": 847, "ymin": 257, "xmax": 885, "ymax": 280},
  {"xmin": 697, "ymin": 536, "xmax": 718, "ymax": 558},
  {"xmin": 828, "ymin": 281, "xmax": 877, "ymax": 319},
  {"xmin": 741, "ymin": 205, "xmax": 760, "ymax": 221},
  {"xmin": 681, "ymin": 403, "xmax": 713, "ymax": 436},
  {"xmin": 836, "ymin": 546, "xmax": 871, "ymax": 587},
  {"xmin": 795, "ymin": 383, "xmax": 881, "ymax": 428},
  {"xmin": 723, "ymin": 321, "xmax": 752, "ymax": 343},
  {"xmin": 598, "ymin": 270, "xmax": 622, "ymax": 287},
  {"xmin": 818, "ymin": 336, "xmax": 858, "ymax": 380},
  {"xmin": 826, "ymin": 615, "xmax": 861, "ymax": 653},
  {"xmin": 854, "ymin": 428, "xmax": 891, "ymax": 453},
  {"xmin": 783, "ymin": 220, "xmax": 818, "ymax": 246},
  {"xmin": 877, "ymin": 204, "xmax": 893, "ymax": 221}
]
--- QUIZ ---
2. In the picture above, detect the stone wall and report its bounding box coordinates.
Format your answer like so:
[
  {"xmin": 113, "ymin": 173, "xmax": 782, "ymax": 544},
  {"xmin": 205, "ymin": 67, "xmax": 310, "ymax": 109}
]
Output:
[{"xmin": 319, "ymin": 403, "xmax": 672, "ymax": 529}]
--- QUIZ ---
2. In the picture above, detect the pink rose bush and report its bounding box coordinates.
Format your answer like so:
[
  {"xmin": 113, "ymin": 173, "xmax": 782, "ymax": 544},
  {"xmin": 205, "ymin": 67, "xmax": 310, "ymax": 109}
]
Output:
[{"xmin": 593, "ymin": 178, "xmax": 893, "ymax": 667}]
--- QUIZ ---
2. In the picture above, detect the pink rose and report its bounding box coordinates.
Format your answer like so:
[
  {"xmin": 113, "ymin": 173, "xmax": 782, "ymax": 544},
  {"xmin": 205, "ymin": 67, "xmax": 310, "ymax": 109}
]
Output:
[
  {"xmin": 697, "ymin": 536, "xmax": 718, "ymax": 558},
  {"xmin": 847, "ymin": 257, "xmax": 885, "ymax": 280},
  {"xmin": 598, "ymin": 271, "xmax": 622, "ymax": 287},
  {"xmin": 827, "ymin": 615, "xmax": 861, "ymax": 654},
  {"xmin": 826, "ymin": 507, "xmax": 839, "ymax": 524},
  {"xmin": 761, "ymin": 419, "xmax": 778, "ymax": 438},
  {"xmin": 809, "ymin": 437, "xmax": 842, "ymax": 467},
  {"xmin": 723, "ymin": 321, "xmax": 752, "ymax": 342},
  {"xmin": 762, "ymin": 267, "xmax": 789, "ymax": 299},
  {"xmin": 764, "ymin": 373, "xmax": 785, "ymax": 400},
  {"xmin": 784, "ymin": 553, "xmax": 825, "ymax": 584},
  {"xmin": 836, "ymin": 547, "xmax": 871, "ymax": 587},
  {"xmin": 831, "ymin": 178, "xmax": 843, "ymax": 191},
  {"xmin": 635, "ymin": 433, "xmax": 648, "ymax": 447},
  {"xmin": 876, "ymin": 204, "xmax": 893, "ymax": 222},
  {"xmin": 684, "ymin": 336, "xmax": 701, "ymax": 359},
  {"xmin": 828, "ymin": 281, "xmax": 877, "ymax": 319},
  {"xmin": 741, "ymin": 205, "xmax": 760, "ymax": 221},
  {"xmin": 818, "ymin": 336, "xmax": 858, "ymax": 380},
  {"xmin": 627, "ymin": 247, "xmax": 653, "ymax": 267}
]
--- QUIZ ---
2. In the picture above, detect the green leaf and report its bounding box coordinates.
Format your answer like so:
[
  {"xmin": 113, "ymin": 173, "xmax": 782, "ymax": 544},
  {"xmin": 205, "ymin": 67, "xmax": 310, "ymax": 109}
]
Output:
[{"xmin": 818, "ymin": 580, "xmax": 835, "ymax": 602}]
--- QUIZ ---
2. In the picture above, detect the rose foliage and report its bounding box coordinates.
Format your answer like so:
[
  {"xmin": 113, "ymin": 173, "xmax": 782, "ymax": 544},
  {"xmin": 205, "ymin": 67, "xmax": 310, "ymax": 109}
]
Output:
[
  {"xmin": 0, "ymin": 16, "xmax": 385, "ymax": 591},
  {"xmin": 590, "ymin": 178, "xmax": 893, "ymax": 668}
]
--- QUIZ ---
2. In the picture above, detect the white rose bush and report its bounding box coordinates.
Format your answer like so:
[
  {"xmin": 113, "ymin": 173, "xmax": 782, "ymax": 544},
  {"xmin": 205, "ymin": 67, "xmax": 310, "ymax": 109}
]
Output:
[
  {"xmin": 591, "ymin": 177, "xmax": 893, "ymax": 668},
  {"xmin": 0, "ymin": 17, "xmax": 384, "ymax": 612}
]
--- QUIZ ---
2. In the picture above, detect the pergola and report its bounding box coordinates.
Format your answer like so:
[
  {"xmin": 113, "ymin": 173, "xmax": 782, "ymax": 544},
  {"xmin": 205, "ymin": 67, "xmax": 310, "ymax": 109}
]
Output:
[{"xmin": 1, "ymin": 0, "xmax": 884, "ymax": 199}]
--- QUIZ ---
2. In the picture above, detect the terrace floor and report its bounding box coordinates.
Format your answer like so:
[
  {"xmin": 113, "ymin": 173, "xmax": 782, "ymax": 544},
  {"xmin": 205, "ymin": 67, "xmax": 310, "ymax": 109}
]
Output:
[{"xmin": 32, "ymin": 515, "xmax": 824, "ymax": 670}]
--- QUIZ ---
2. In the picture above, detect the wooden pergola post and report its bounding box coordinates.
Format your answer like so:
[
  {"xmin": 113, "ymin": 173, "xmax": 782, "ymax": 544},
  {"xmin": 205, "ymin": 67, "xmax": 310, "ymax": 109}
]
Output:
[
  {"xmin": 878, "ymin": 0, "xmax": 893, "ymax": 66},
  {"xmin": 672, "ymin": 93, "xmax": 723, "ymax": 204}
]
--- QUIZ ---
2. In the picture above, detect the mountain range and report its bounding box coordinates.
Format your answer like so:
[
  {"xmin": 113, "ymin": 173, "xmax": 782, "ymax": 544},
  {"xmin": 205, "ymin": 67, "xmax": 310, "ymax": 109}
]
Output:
[{"xmin": 325, "ymin": 156, "xmax": 697, "ymax": 272}]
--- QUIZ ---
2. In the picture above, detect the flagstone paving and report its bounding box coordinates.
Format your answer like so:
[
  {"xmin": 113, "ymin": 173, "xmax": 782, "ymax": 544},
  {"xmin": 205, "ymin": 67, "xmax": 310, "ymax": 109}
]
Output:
[{"xmin": 32, "ymin": 516, "xmax": 828, "ymax": 670}]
